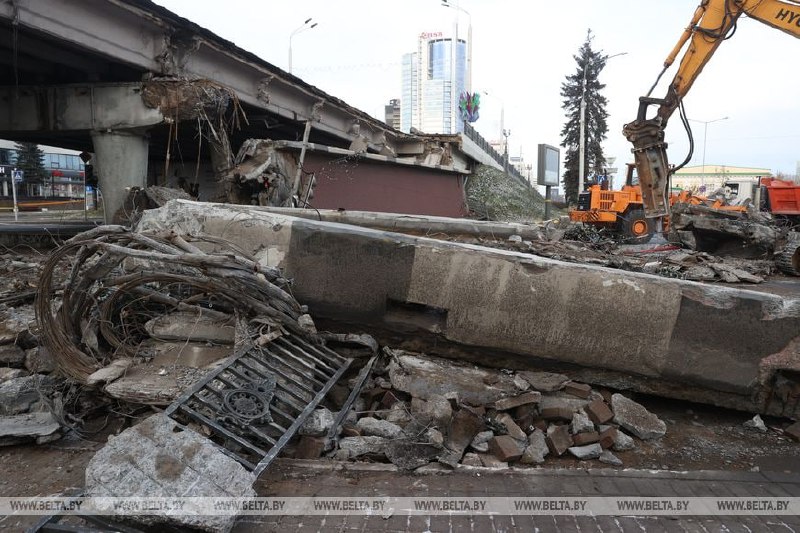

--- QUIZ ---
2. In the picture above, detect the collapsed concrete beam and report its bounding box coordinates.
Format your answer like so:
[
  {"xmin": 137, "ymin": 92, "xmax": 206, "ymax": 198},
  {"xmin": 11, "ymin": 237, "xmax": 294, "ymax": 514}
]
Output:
[
  {"xmin": 138, "ymin": 200, "xmax": 800, "ymax": 417},
  {"xmin": 254, "ymin": 206, "xmax": 543, "ymax": 240}
]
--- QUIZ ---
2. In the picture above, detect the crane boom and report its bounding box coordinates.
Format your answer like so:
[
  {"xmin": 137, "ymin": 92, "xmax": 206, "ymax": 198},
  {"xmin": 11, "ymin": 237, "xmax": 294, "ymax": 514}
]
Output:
[{"xmin": 623, "ymin": 0, "xmax": 800, "ymax": 218}]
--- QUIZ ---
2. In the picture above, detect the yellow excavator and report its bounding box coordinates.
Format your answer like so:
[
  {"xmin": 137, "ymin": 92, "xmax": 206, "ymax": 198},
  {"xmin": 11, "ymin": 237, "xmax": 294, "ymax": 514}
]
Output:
[{"xmin": 623, "ymin": 0, "xmax": 800, "ymax": 273}]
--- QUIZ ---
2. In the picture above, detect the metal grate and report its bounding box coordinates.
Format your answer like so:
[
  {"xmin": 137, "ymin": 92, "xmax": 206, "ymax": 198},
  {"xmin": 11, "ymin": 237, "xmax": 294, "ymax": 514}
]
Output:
[{"xmin": 165, "ymin": 334, "xmax": 351, "ymax": 477}]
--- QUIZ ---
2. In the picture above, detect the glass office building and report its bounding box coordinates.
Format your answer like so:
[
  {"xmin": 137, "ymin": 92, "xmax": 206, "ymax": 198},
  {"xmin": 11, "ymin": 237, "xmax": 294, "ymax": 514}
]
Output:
[{"xmin": 400, "ymin": 32, "xmax": 468, "ymax": 135}]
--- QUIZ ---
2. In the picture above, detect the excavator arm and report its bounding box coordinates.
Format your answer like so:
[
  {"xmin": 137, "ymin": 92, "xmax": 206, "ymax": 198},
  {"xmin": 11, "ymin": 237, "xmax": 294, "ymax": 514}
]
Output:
[{"xmin": 623, "ymin": 0, "xmax": 800, "ymax": 218}]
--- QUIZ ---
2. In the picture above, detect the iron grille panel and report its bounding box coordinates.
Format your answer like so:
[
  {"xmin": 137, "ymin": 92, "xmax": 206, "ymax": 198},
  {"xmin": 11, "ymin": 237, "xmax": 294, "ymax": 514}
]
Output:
[{"xmin": 165, "ymin": 333, "xmax": 351, "ymax": 476}]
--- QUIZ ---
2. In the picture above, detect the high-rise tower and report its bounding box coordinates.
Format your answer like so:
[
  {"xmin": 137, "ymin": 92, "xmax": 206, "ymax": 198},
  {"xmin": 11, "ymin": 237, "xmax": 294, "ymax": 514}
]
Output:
[{"xmin": 400, "ymin": 31, "xmax": 469, "ymax": 135}]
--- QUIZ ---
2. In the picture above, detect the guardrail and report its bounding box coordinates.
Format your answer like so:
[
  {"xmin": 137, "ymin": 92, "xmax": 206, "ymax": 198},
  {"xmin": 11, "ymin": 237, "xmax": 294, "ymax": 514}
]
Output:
[{"xmin": 463, "ymin": 123, "xmax": 530, "ymax": 187}]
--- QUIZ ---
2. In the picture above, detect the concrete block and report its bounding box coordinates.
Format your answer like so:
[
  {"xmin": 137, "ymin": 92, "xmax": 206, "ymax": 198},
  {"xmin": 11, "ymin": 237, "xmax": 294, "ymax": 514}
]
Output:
[
  {"xmin": 495, "ymin": 413, "xmax": 527, "ymax": 441},
  {"xmin": 586, "ymin": 399, "xmax": 614, "ymax": 425},
  {"xmin": 572, "ymin": 431, "xmax": 600, "ymax": 446},
  {"xmin": 137, "ymin": 201, "xmax": 800, "ymax": 418},
  {"xmin": 541, "ymin": 406, "xmax": 574, "ymax": 421},
  {"xmin": 488, "ymin": 435, "xmax": 524, "ymax": 462},
  {"xmin": 494, "ymin": 391, "xmax": 541, "ymax": 411},
  {"xmin": 598, "ymin": 427, "xmax": 618, "ymax": 449},
  {"xmin": 564, "ymin": 382, "xmax": 592, "ymax": 399}
]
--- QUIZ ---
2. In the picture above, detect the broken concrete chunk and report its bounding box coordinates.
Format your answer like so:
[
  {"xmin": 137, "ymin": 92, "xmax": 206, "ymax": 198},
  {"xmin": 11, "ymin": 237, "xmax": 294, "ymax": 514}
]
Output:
[
  {"xmin": 335, "ymin": 436, "xmax": 388, "ymax": 459},
  {"xmin": 0, "ymin": 375, "xmax": 57, "ymax": 415},
  {"xmin": 297, "ymin": 313, "xmax": 317, "ymax": 334},
  {"xmin": 470, "ymin": 430, "xmax": 494, "ymax": 453},
  {"xmin": 86, "ymin": 358, "xmax": 135, "ymax": 387},
  {"xmin": 519, "ymin": 429, "xmax": 548, "ymax": 464},
  {"xmin": 299, "ymin": 408, "xmax": 335, "ymax": 437},
  {"xmin": 545, "ymin": 424, "xmax": 572, "ymax": 456},
  {"xmin": 144, "ymin": 310, "xmax": 235, "ymax": 344},
  {"xmin": 539, "ymin": 393, "xmax": 589, "ymax": 412},
  {"xmin": 0, "ymin": 344, "xmax": 25, "ymax": 368},
  {"xmin": 494, "ymin": 391, "xmax": 541, "ymax": 411},
  {"xmin": 513, "ymin": 374, "xmax": 530, "ymax": 391},
  {"xmin": 611, "ymin": 394, "xmax": 666, "ymax": 440},
  {"xmin": 585, "ymin": 399, "xmax": 614, "ymax": 425},
  {"xmin": 356, "ymin": 417, "xmax": 404, "ymax": 439},
  {"xmin": 488, "ymin": 435, "xmax": 524, "ymax": 462},
  {"xmin": 516, "ymin": 371, "xmax": 569, "ymax": 392},
  {"xmin": 0, "ymin": 367, "xmax": 27, "ymax": 383},
  {"xmin": 743, "ymin": 414, "xmax": 767, "ymax": 433},
  {"xmin": 479, "ymin": 453, "xmax": 508, "ymax": 469},
  {"xmin": 612, "ymin": 430, "xmax": 636, "ymax": 452},
  {"xmin": 24, "ymin": 347, "xmax": 56, "ymax": 374},
  {"xmin": 0, "ymin": 412, "xmax": 60, "ymax": 445},
  {"xmin": 384, "ymin": 402, "xmax": 413, "ymax": 427},
  {"xmin": 426, "ymin": 428, "xmax": 445, "ymax": 447},
  {"xmin": 570, "ymin": 411, "xmax": 594, "ymax": 434},
  {"xmin": 599, "ymin": 449, "xmax": 623, "ymax": 466},
  {"xmin": 85, "ymin": 413, "xmax": 256, "ymax": 533},
  {"xmin": 461, "ymin": 452, "xmax": 483, "ymax": 467},
  {"xmin": 684, "ymin": 266, "xmax": 717, "ymax": 281},
  {"xmin": 564, "ymin": 381, "xmax": 592, "ymax": 399},
  {"xmin": 385, "ymin": 440, "xmax": 440, "ymax": 470},
  {"xmin": 568, "ymin": 443, "xmax": 602, "ymax": 460},
  {"xmin": 411, "ymin": 394, "xmax": 452, "ymax": 429},
  {"xmin": 388, "ymin": 353, "xmax": 517, "ymax": 406}
]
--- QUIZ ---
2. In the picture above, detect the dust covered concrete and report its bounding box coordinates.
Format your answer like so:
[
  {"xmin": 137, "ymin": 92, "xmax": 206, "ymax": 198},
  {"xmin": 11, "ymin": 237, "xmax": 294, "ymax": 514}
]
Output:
[{"xmin": 138, "ymin": 200, "xmax": 800, "ymax": 417}]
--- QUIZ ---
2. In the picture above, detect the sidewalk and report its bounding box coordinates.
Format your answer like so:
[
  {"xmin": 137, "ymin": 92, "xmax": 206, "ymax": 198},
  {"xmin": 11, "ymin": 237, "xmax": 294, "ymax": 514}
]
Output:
[{"xmin": 234, "ymin": 460, "xmax": 800, "ymax": 532}]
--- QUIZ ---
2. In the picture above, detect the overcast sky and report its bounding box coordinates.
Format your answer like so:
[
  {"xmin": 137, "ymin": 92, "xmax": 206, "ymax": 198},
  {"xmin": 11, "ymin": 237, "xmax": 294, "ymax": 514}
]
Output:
[{"xmin": 155, "ymin": 0, "xmax": 800, "ymax": 187}]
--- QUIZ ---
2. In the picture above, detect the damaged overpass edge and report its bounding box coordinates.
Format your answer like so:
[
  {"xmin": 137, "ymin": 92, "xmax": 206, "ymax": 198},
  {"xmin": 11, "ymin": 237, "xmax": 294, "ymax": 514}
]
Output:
[{"xmin": 137, "ymin": 199, "xmax": 800, "ymax": 418}]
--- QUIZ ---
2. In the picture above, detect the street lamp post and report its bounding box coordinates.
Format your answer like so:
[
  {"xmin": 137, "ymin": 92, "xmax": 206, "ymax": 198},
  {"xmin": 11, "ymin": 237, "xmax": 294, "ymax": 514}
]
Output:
[
  {"xmin": 482, "ymin": 90, "xmax": 505, "ymax": 154},
  {"xmin": 288, "ymin": 18, "xmax": 317, "ymax": 74},
  {"xmin": 578, "ymin": 52, "xmax": 626, "ymax": 195},
  {"xmin": 442, "ymin": 0, "xmax": 471, "ymax": 132},
  {"xmin": 689, "ymin": 116, "xmax": 729, "ymax": 190}
]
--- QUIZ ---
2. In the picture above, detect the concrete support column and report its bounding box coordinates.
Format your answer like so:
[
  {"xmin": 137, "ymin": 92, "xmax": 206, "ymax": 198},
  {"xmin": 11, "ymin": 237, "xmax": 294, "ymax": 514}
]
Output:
[{"xmin": 91, "ymin": 130, "xmax": 149, "ymax": 223}]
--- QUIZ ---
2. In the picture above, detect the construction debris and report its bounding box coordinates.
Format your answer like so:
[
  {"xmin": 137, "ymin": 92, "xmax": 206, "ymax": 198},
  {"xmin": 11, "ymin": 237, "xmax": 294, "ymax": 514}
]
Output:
[
  {"xmin": 309, "ymin": 349, "xmax": 672, "ymax": 470},
  {"xmin": 86, "ymin": 413, "xmax": 256, "ymax": 532}
]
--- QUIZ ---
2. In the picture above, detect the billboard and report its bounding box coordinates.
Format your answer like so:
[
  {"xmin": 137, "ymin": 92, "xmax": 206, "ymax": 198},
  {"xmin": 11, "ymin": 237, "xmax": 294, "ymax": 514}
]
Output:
[{"xmin": 537, "ymin": 144, "xmax": 559, "ymax": 186}]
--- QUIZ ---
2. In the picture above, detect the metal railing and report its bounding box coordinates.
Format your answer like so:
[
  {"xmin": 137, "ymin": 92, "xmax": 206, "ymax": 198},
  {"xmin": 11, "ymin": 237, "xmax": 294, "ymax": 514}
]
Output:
[{"xmin": 463, "ymin": 123, "xmax": 530, "ymax": 187}]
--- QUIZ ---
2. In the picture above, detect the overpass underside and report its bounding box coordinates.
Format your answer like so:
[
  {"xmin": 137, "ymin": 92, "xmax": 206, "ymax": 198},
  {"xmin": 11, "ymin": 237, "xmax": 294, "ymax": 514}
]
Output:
[{"xmin": 0, "ymin": 0, "xmax": 471, "ymax": 220}]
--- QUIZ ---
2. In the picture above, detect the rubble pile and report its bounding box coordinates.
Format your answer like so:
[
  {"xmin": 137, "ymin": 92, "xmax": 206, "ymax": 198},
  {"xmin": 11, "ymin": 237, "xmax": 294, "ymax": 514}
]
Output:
[
  {"xmin": 471, "ymin": 229, "xmax": 775, "ymax": 284},
  {"xmin": 0, "ymin": 252, "xmax": 73, "ymax": 447},
  {"xmin": 295, "ymin": 350, "xmax": 668, "ymax": 470},
  {"xmin": 35, "ymin": 225, "xmax": 305, "ymax": 391}
]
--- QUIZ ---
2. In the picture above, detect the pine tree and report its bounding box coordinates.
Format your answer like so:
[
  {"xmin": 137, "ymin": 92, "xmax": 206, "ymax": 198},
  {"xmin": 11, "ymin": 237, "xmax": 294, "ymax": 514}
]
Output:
[
  {"xmin": 13, "ymin": 142, "xmax": 47, "ymax": 182},
  {"xmin": 560, "ymin": 30, "xmax": 609, "ymax": 205}
]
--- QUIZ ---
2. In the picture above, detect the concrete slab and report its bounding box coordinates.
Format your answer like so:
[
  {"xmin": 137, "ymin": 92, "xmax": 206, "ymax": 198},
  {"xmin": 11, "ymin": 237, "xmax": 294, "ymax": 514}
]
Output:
[{"xmin": 138, "ymin": 200, "xmax": 800, "ymax": 417}]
